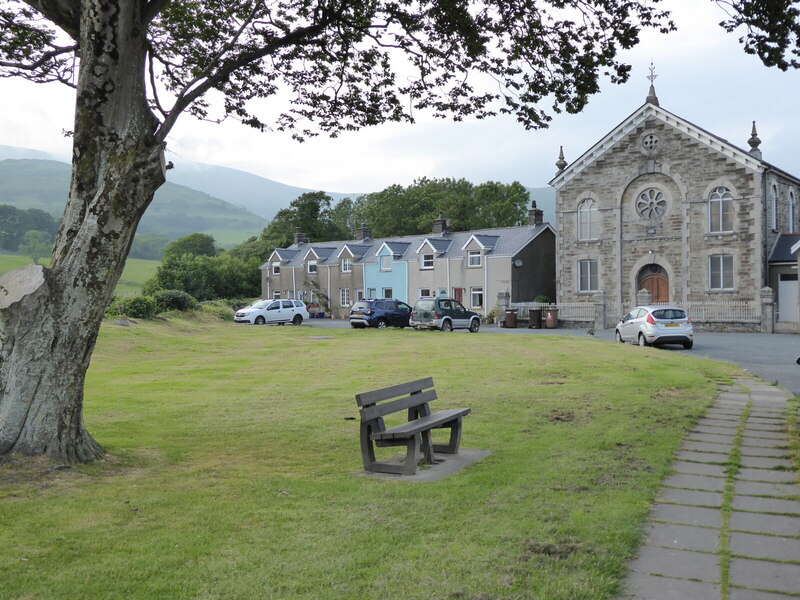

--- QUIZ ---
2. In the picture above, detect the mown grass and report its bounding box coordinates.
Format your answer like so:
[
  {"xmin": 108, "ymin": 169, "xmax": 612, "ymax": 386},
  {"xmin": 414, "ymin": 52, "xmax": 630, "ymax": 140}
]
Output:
[
  {"xmin": 0, "ymin": 253, "xmax": 158, "ymax": 295},
  {"xmin": 0, "ymin": 320, "xmax": 741, "ymax": 600}
]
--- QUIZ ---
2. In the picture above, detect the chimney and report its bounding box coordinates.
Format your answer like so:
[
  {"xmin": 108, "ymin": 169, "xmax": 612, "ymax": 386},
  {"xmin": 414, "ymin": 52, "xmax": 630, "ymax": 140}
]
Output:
[
  {"xmin": 293, "ymin": 227, "xmax": 307, "ymax": 244},
  {"xmin": 355, "ymin": 222, "xmax": 372, "ymax": 241},
  {"xmin": 528, "ymin": 200, "xmax": 544, "ymax": 226},
  {"xmin": 432, "ymin": 213, "xmax": 449, "ymax": 235}
]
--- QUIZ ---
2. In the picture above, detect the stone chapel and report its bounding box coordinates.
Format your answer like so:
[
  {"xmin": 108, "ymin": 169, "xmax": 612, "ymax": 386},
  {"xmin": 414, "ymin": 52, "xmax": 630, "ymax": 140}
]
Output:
[{"xmin": 550, "ymin": 80, "xmax": 800, "ymax": 331}]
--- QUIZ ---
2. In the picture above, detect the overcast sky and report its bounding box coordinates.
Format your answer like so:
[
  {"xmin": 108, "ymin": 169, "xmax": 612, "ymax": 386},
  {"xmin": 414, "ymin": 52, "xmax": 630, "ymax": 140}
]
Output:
[{"xmin": 1, "ymin": 0, "xmax": 797, "ymax": 195}]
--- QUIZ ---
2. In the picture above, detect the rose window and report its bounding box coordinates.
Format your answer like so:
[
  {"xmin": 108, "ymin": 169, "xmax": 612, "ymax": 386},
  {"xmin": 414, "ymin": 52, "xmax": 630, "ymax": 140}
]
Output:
[
  {"xmin": 642, "ymin": 134, "xmax": 659, "ymax": 151},
  {"xmin": 636, "ymin": 188, "xmax": 666, "ymax": 220}
]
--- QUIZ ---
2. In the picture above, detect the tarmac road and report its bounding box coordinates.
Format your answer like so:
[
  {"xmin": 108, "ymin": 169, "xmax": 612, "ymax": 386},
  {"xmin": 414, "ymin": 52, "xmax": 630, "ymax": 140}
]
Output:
[{"xmin": 302, "ymin": 318, "xmax": 800, "ymax": 397}]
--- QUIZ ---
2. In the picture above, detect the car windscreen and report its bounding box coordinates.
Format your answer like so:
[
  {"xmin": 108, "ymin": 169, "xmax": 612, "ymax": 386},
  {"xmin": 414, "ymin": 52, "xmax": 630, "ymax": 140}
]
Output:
[
  {"xmin": 414, "ymin": 300, "xmax": 436, "ymax": 311},
  {"xmin": 252, "ymin": 300, "xmax": 270, "ymax": 308},
  {"xmin": 652, "ymin": 308, "xmax": 686, "ymax": 320}
]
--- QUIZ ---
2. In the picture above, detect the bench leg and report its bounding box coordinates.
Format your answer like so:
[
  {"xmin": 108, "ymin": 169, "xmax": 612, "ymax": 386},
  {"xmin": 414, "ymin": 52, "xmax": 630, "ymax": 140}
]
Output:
[
  {"xmin": 420, "ymin": 430, "xmax": 435, "ymax": 465},
  {"xmin": 432, "ymin": 417, "xmax": 463, "ymax": 454},
  {"xmin": 361, "ymin": 423, "xmax": 421, "ymax": 475}
]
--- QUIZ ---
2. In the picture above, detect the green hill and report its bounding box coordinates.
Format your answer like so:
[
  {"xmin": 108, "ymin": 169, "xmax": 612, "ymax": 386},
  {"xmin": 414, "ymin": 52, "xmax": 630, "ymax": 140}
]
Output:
[{"xmin": 0, "ymin": 159, "xmax": 267, "ymax": 245}]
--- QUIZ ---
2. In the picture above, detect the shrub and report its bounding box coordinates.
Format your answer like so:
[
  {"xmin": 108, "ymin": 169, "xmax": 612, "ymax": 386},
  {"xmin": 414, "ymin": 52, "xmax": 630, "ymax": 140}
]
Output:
[
  {"xmin": 107, "ymin": 295, "xmax": 158, "ymax": 319},
  {"xmin": 153, "ymin": 289, "xmax": 198, "ymax": 312}
]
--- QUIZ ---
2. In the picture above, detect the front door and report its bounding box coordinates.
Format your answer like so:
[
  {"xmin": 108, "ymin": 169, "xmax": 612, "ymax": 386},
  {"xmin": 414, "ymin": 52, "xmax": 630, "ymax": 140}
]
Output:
[
  {"xmin": 638, "ymin": 265, "xmax": 669, "ymax": 304},
  {"xmin": 778, "ymin": 274, "xmax": 799, "ymax": 322}
]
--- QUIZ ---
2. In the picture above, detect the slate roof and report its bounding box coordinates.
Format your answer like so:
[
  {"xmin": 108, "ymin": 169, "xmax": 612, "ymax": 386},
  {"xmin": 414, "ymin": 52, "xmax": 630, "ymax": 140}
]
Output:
[
  {"xmin": 769, "ymin": 234, "xmax": 800, "ymax": 263},
  {"xmin": 261, "ymin": 223, "xmax": 553, "ymax": 270}
]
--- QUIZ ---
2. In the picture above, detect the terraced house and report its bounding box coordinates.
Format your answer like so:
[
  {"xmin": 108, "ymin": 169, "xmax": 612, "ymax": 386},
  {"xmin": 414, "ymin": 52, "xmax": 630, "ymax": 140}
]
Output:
[
  {"xmin": 551, "ymin": 80, "xmax": 800, "ymax": 332},
  {"xmin": 261, "ymin": 207, "xmax": 556, "ymax": 319}
]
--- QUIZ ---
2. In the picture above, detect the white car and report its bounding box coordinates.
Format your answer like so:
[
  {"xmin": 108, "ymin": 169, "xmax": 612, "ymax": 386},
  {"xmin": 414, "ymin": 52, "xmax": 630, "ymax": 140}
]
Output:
[
  {"xmin": 234, "ymin": 299, "xmax": 309, "ymax": 325},
  {"xmin": 615, "ymin": 305, "xmax": 693, "ymax": 349}
]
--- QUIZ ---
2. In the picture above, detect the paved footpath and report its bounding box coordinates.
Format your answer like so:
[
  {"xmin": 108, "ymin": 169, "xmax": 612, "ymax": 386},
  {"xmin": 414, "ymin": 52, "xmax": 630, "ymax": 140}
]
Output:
[{"xmin": 622, "ymin": 377, "xmax": 799, "ymax": 600}]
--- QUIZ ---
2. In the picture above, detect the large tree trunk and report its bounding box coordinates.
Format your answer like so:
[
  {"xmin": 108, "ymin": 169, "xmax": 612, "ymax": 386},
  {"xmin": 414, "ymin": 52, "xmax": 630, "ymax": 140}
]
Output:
[{"xmin": 0, "ymin": 0, "xmax": 165, "ymax": 462}]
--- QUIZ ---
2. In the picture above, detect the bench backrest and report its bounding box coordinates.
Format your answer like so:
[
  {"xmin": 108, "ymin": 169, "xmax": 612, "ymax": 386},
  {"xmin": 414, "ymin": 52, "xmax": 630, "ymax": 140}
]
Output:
[{"xmin": 355, "ymin": 377, "xmax": 437, "ymax": 422}]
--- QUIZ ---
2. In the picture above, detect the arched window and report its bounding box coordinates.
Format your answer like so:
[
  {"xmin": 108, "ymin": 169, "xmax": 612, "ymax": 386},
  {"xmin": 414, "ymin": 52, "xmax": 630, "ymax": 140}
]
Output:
[
  {"xmin": 577, "ymin": 198, "xmax": 598, "ymax": 240},
  {"xmin": 708, "ymin": 186, "xmax": 733, "ymax": 232},
  {"xmin": 789, "ymin": 191, "xmax": 796, "ymax": 233},
  {"xmin": 771, "ymin": 184, "xmax": 779, "ymax": 230}
]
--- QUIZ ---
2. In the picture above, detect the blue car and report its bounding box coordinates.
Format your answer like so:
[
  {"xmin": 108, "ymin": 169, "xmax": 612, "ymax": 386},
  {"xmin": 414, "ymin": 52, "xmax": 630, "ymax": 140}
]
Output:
[{"xmin": 349, "ymin": 299, "xmax": 412, "ymax": 329}]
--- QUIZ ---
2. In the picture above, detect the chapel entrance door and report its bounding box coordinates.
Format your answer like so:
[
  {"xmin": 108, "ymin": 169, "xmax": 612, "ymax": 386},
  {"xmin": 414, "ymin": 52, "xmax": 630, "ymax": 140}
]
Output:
[{"xmin": 637, "ymin": 265, "xmax": 669, "ymax": 304}]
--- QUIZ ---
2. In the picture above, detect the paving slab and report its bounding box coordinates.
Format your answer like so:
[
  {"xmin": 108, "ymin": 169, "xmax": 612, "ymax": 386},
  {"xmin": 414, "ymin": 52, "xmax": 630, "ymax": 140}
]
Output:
[
  {"xmin": 623, "ymin": 572, "xmax": 720, "ymax": 600},
  {"xmin": 741, "ymin": 430, "xmax": 789, "ymax": 440},
  {"xmin": 745, "ymin": 423, "xmax": 787, "ymax": 433},
  {"xmin": 657, "ymin": 488, "xmax": 723, "ymax": 507},
  {"xmin": 355, "ymin": 448, "xmax": 491, "ymax": 482},
  {"xmin": 687, "ymin": 432, "xmax": 737, "ymax": 444},
  {"xmin": 694, "ymin": 424, "xmax": 739, "ymax": 436},
  {"xmin": 729, "ymin": 557, "xmax": 800, "ymax": 594},
  {"xmin": 681, "ymin": 440, "xmax": 733, "ymax": 453},
  {"xmin": 748, "ymin": 416, "xmax": 786, "ymax": 424},
  {"xmin": 738, "ymin": 455, "xmax": 794, "ymax": 469},
  {"xmin": 730, "ymin": 511, "xmax": 800, "ymax": 536},
  {"xmin": 671, "ymin": 460, "xmax": 727, "ymax": 477},
  {"xmin": 697, "ymin": 417, "xmax": 740, "ymax": 427},
  {"xmin": 644, "ymin": 522, "xmax": 719, "ymax": 552},
  {"xmin": 737, "ymin": 467, "xmax": 798, "ymax": 483},
  {"xmin": 732, "ymin": 495, "xmax": 800, "ymax": 514},
  {"xmin": 739, "ymin": 446, "xmax": 790, "ymax": 458},
  {"xmin": 629, "ymin": 545, "xmax": 719, "ymax": 581},
  {"xmin": 730, "ymin": 587, "xmax": 800, "ymax": 599},
  {"xmin": 651, "ymin": 503, "xmax": 722, "ymax": 528},
  {"xmin": 734, "ymin": 480, "xmax": 800, "ymax": 497},
  {"xmin": 730, "ymin": 531, "xmax": 800, "ymax": 562},
  {"xmin": 741, "ymin": 436, "xmax": 788, "ymax": 448},
  {"xmin": 675, "ymin": 450, "xmax": 728, "ymax": 463},
  {"xmin": 662, "ymin": 473, "xmax": 726, "ymax": 492}
]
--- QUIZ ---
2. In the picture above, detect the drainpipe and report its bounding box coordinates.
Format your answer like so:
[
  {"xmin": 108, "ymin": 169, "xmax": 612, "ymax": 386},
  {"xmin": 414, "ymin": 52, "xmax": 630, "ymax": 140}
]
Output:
[
  {"xmin": 484, "ymin": 252, "xmax": 489, "ymax": 314},
  {"xmin": 762, "ymin": 167, "xmax": 771, "ymax": 289},
  {"xmin": 327, "ymin": 265, "xmax": 332, "ymax": 311},
  {"xmin": 292, "ymin": 267, "xmax": 296, "ymax": 299},
  {"xmin": 446, "ymin": 255, "xmax": 451, "ymax": 297}
]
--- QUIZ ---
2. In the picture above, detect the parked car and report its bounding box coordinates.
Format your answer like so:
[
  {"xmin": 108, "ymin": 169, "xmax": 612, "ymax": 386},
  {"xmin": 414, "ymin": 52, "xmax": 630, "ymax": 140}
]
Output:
[
  {"xmin": 234, "ymin": 299, "xmax": 309, "ymax": 325},
  {"xmin": 349, "ymin": 298, "xmax": 412, "ymax": 328},
  {"xmin": 410, "ymin": 297, "xmax": 481, "ymax": 332},
  {"xmin": 615, "ymin": 305, "xmax": 693, "ymax": 349}
]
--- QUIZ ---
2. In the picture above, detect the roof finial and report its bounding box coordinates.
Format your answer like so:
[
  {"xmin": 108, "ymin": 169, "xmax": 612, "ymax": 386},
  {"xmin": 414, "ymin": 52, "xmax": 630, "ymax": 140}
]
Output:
[
  {"xmin": 555, "ymin": 146, "xmax": 567, "ymax": 174},
  {"xmin": 645, "ymin": 60, "xmax": 660, "ymax": 106},
  {"xmin": 748, "ymin": 121, "xmax": 762, "ymax": 159}
]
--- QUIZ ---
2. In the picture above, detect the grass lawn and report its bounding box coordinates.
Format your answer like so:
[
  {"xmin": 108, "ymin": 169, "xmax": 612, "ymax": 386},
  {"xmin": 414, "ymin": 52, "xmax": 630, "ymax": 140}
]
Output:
[
  {"xmin": 0, "ymin": 319, "xmax": 742, "ymax": 600},
  {"xmin": 0, "ymin": 253, "xmax": 158, "ymax": 295}
]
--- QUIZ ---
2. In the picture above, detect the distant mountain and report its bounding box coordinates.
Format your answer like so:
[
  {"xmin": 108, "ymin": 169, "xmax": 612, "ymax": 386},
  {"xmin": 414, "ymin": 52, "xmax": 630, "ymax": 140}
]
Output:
[
  {"xmin": 166, "ymin": 161, "xmax": 357, "ymax": 221},
  {"xmin": 0, "ymin": 159, "xmax": 266, "ymax": 245}
]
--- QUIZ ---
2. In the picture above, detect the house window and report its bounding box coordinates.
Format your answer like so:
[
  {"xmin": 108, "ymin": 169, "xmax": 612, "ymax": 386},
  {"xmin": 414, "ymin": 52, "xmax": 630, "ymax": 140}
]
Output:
[
  {"xmin": 421, "ymin": 254, "xmax": 434, "ymax": 269},
  {"xmin": 271, "ymin": 262, "xmax": 281, "ymax": 275},
  {"xmin": 420, "ymin": 288, "xmax": 432, "ymax": 298},
  {"xmin": 307, "ymin": 260, "xmax": 317, "ymax": 274},
  {"xmin": 367, "ymin": 288, "xmax": 376, "ymax": 298},
  {"xmin": 356, "ymin": 289, "xmax": 364, "ymax": 301},
  {"xmin": 709, "ymin": 187, "xmax": 733, "ymax": 233},
  {"xmin": 383, "ymin": 288, "xmax": 393, "ymax": 299},
  {"xmin": 789, "ymin": 191, "xmax": 796, "ymax": 232},
  {"xmin": 709, "ymin": 255, "xmax": 734, "ymax": 290},
  {"xmin": 272, "ymin": 290, "xmax": 281, "ymax": 299},
  {"xmin": 380, "ymin": 255, "xmax": 391, "ymax": 271},
  {"xmin": 467, "ymin": 250, "xmax": 482, "ymax": 267},
  {"xmin": 340, "ymin": 288, "xmax": 351, "ymax": 307},
  {"xmin": 577, "ymin": 198, "xmax": 598, "ymax": 240},
  {"xmin": 470, "ymin": 287, "xmax": 484, "ymax": 308},
  {"xmin": 341, "ymin": 257, "xmax": 352, "ymax": 273},
  {"xmin": 578, "ymin": 259, "xmax": 598, "ymax": 292},
  {"xmin": 771, "ymin": 184, "xmax": 779, "ymax": 230}
]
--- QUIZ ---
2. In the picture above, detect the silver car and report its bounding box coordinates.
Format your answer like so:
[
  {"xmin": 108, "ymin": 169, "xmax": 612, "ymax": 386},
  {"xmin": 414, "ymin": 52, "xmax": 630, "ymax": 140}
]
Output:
[
  {"xmin": 615, "ymin": 305, "xmax": 693, "ymax": 349},
  {"xmin": 234, "ymin": 299, "xmax": 309, "ymax": 325}
]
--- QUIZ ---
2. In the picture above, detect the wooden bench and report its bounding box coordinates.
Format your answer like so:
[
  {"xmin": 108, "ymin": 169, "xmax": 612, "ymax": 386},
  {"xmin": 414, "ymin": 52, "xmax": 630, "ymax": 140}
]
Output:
[{"xmin": 355, "ymin": 377, "xmax": 470, "ymax": 475}]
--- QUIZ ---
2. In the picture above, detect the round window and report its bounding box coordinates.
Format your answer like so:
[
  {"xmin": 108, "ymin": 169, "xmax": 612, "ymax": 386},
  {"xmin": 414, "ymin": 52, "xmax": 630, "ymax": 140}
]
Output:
[
  {"xmin": 642, "ymin": 134, "xmax": 659, "ymax": 151},
  {"xmin": 636, "ymin": 188, "xmax": 666, "ymax": 220}
]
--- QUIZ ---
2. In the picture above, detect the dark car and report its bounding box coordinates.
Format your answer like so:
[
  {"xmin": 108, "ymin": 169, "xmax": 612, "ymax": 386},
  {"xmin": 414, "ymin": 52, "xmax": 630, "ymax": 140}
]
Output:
[
  {"xmin": 409, "ymin": 297, "xmax": 481, "ymax": 332},
  {"xmin": 349, "ymin": 298, "xmax": 412, "ymax": 329}
]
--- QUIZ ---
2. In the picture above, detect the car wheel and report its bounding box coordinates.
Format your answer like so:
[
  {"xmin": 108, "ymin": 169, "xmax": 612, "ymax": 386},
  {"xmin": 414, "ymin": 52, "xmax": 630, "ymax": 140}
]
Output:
[
  {"xmin": 615, "ymin": 330, "xmax": 624, "ymax": 343},
  {"xmin": 469, "ymin": 319, "xmax": 480, "ymax": 333},
  {"xmin": 683, "ymin": 341, "xmax": 693, "ymax": 350},
  {"xmin": 254, "ymin": 316, "xmax": 265, "ymax": 325},
  {"xmin": 292, "ymin": 314, "xmax": 303, "ymax": 326},
  {"xmin": 441, "ymin": 320, "xmax": 453, "ymax": 332},
  {"xmin": 638, "ymin": 333, "xmax": 649, "ymax": 347},
  {"xmin": 376, "ymin": 319, "xmax": 387, "ymax": 329}
]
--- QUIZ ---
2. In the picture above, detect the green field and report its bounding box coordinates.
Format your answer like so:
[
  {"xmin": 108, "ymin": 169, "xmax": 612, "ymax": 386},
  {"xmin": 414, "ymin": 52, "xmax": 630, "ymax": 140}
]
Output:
[
  {"xmin": 0, "ymin": 253, "xmax": 158, "ymax": 295},
  {"xmin": 0, "ymin": 319, "xmax": 744, "ymax": 600}
]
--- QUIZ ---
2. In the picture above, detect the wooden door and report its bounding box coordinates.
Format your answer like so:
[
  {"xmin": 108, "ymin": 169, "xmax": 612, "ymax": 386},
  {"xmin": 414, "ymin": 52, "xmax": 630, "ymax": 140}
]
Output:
[{"xmin": 639, "ymin": 272, "xmax": 669, "ymax": 304}]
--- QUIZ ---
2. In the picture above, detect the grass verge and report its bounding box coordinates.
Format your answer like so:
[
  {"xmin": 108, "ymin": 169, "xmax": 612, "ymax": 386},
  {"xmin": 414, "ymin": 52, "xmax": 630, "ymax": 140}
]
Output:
[{"xmin": 0, "ymin": 319, "xmax": 741, "ymax": 600}]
